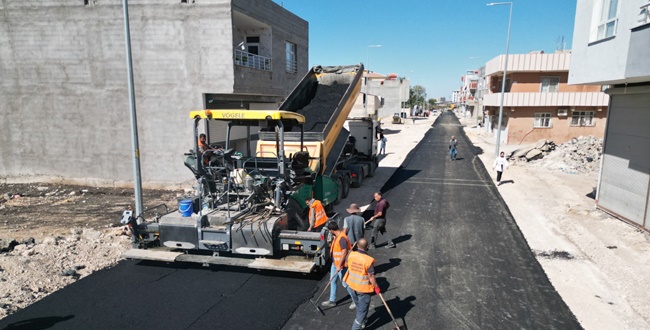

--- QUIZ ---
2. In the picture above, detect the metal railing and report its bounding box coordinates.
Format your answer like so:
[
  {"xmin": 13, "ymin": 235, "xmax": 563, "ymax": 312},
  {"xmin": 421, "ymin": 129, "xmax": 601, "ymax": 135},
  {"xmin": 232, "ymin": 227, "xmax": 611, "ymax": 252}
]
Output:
[
  {"xmin": 234, "ymin": 49, "xmax": 271, "ymax": 71},
  {"xmin": 286, "ymin": 59, "xmax": 297, "ymax": 73},
  {"xmin": 639, "ymin": 2, "xmax": 650, "ymax": 26}
]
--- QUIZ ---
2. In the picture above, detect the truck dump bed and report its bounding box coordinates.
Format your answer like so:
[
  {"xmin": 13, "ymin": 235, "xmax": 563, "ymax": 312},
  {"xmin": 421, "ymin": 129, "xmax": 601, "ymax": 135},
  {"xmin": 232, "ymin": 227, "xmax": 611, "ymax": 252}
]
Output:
[{"xmin": 258, "ymin": 64, "xmax": 363, "ymax": 175}]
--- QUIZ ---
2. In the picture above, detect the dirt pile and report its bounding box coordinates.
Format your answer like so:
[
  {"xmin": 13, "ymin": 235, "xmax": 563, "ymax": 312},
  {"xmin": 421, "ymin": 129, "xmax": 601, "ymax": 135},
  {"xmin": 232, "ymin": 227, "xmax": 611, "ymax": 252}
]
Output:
[{"xmin": 511, "ymin": 136, "xmax": 603, "ymax": 175}]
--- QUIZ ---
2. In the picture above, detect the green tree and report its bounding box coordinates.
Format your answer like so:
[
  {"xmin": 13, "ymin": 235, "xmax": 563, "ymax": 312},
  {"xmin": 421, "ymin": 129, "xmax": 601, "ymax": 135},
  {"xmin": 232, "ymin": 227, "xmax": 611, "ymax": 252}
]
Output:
[
  {"xmin": 428, "ymin": 98, "xmax": 437, "ymax": 108},
  {"xmin": 408, "ymin": 85, "xmax": 426, "ymax": 107}
]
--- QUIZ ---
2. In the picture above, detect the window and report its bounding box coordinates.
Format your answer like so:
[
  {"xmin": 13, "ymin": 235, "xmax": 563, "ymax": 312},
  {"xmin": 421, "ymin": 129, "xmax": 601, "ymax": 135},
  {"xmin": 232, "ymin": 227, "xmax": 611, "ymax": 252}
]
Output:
[
  {"xmin": 534, "ymin": 113, "xmax": 552, "ymax": 128},
  {"xmin": 246, "ymin": 36, "xmax": 259, "ymax": 55},
  {"xmin": 540, "ymin": 77, "xmax": 560, "ymax": 93},
  {"xmin": 597, "ymin": 0, "xmax": 619, "ymax": 39},
  {"xmin": 571, "ymin": 111, "xmax": 595, "ymax": 126},
  {"xmin": 286, "ymin": 42, "xmax": 297, "ymax": 73}
]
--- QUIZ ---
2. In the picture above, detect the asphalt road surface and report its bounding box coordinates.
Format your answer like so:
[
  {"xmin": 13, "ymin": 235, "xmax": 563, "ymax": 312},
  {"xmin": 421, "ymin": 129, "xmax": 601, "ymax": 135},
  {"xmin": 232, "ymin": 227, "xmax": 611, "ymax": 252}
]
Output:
[
  {"xmin": 0, "ymin": 112, "xmax": 581, "ymax": 330},
  {"xmin": 283, "ymin": 112, "xmax": 581, "ymax": 329}
]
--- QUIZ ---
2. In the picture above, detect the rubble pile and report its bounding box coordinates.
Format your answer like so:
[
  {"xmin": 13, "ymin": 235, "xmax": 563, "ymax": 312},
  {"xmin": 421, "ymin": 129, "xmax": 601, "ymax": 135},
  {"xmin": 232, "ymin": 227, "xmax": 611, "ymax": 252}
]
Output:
[
  {"xmin": 0, "ymin": 227, "xmax": 132, "ymax": 318},
  {"xmin": 510, "ymin": 136, "xmax": 603, "ymax": 175}
]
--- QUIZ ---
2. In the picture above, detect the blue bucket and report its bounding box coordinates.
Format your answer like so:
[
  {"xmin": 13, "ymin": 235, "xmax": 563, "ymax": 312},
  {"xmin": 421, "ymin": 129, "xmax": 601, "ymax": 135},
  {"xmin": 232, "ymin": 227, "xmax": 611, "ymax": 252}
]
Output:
[{"xmin": 179, "ymin": 199, "xmax": 193, "ymax": 217}]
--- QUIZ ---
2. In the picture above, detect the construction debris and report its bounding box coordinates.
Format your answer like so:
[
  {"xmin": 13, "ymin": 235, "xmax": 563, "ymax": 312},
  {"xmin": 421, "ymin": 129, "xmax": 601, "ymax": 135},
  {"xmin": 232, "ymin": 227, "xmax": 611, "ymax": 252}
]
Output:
[{"xmin": 509, "ymin": 136, "xmax": 603, "ymax": 175}]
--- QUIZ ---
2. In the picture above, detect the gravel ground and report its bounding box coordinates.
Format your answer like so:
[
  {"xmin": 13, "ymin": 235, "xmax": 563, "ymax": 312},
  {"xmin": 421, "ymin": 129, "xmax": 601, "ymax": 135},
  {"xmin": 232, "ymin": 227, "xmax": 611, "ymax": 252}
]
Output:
[{"xmin": 0, "ymin": 183, "xmax": 179, "ymax": 319}]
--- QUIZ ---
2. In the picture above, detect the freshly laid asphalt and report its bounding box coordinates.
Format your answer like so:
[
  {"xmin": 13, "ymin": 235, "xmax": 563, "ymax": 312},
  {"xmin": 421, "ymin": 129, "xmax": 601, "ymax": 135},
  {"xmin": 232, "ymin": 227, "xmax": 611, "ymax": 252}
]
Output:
[
  {"xmin": 0, "ymin": 112, "xmax": 581, "ymax": 330},
  {"xmin": 283, "ymin": 112, "xmax": 581, "ymax": 329}
]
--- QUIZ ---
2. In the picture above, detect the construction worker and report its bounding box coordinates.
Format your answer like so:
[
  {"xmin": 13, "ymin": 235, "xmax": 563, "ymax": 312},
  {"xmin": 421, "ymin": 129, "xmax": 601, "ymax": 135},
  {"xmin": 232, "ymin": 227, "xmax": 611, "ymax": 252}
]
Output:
[
  {"xmin": 343, "ymin": 203, "xmax": 365, "ymax": 247},
  {"xmin": 368, "ymin": 192, "xmax": 395, "ymax": 249},
  {"xmin": 306, "ymin": 197, "xmax": 327, "ymax": 232},
  {"xmin": 344, "ymin": 238, "xmax": 380, "ymax": 330},
  {"xmin": 321, "ymin": 222, "xmax": 356, "ymax": 309},
  {"xmin": 198, "ymin": 133, "xmax": 222, "ymax": 165}
]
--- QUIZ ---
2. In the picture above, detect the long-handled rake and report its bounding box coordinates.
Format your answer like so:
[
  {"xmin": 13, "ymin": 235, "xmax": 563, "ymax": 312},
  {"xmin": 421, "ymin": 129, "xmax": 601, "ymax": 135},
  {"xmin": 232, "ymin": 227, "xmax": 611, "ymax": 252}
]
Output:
[
  {"xmin": 377, "ymin": 292, "xmax": 404, "ymax": 330},
  {"xmin": 308, "ymin": 269, "xmax": 341, "ymax": 315}
]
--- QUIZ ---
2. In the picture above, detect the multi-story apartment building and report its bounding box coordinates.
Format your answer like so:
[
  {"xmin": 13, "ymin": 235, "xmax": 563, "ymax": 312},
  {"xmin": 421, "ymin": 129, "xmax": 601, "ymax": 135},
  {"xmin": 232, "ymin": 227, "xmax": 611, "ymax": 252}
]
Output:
[
  {"xmin": 0, "ymin": 0, "xmax": 308, "ymax": 186},
  {"xmin": 459, "ymin": 70, "xmax": 479, "ymax": 119},
  {"xmin": 570, "ymin": 0, "xmax": 650, "ymax": 232},
  {"xmin": 482, "ymin": 51, "xmax": 609, "ymax": 145}
]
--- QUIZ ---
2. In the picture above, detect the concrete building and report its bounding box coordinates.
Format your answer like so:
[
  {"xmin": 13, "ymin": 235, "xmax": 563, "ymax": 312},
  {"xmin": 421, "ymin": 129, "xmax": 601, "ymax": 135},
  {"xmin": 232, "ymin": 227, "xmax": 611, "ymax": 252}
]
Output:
[
  {"xmin": 352, "ymin": 71, "xmax": 409, "ymax": 120},
  {"xmin": 570, "ymin": 0, "xmax": 650, "ymax": 232},
  {"xmin": 482, "ymin": 52, "xmax": 609, "ymax": 145},
  {"xmin": 459, "ymin": 70, "xmax": 479, "ymax": 120},
  {"xmin": 0, "ymin": 0, "xmax": 308, "ymax": 187}
]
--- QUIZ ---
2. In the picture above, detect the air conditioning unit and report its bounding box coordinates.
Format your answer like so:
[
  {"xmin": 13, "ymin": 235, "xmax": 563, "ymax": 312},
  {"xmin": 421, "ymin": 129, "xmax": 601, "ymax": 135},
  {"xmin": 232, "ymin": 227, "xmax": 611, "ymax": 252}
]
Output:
[{"xmin": 558, "ymin": 109, "xmax": 568, "ymax": 116}]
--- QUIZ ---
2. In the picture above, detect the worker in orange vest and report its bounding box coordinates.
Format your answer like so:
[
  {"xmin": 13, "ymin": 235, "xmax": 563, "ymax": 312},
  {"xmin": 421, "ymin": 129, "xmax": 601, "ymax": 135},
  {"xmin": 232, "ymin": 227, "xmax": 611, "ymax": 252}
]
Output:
[
  {"xmin": 321, "ymin": 222, "xmax": 356, "ymax": 309},
  {"xmin": 344, "ymin": 238, "xmax": 380, "ymax": 330},
  {"xmin": 306, "ymin": 197, "xmax": 328, "ymax": 232}
]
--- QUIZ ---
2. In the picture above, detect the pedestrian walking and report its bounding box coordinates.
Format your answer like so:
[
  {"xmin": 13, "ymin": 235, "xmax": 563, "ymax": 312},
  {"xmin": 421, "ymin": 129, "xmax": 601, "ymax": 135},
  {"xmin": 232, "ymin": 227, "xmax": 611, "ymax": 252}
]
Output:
[
  {"xmin": 449, "ymin": 135, "xmax": 458, "ymax": 161},
  {"xmin": 368, "ymin": 192, "xmax": 395, "ymax": 249},
  {"xmin": 378, "ymin": 133, "xmax": 387, "ymax": 155},
  {"xmin": 321, "ymin": 222, "xmax": 356, "ymax": 309},
  {"xmin": 344, "ymin": 238, "xmax": 380, "ymax": 330},
  {"xmin": 493, "ymin": 151, "xmax": 509, "ymax": 186},
  {"xmin": 343, "ymin": 203, "xmax": 365, "ymax": 247}
]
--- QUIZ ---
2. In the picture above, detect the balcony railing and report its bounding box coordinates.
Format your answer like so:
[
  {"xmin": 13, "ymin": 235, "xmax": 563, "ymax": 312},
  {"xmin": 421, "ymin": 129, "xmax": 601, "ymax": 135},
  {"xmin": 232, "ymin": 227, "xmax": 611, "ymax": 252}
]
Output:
[
  {"xmin": 483, "ymin": 92, "xmax": 609, "ymax": 107},
  {"xmin": 638, "ymin": 3, "xmax": 650, "ymax": 26},
  {"xmin": 234, "ymin": 49, "xmax": 272, "ymax": 71}
]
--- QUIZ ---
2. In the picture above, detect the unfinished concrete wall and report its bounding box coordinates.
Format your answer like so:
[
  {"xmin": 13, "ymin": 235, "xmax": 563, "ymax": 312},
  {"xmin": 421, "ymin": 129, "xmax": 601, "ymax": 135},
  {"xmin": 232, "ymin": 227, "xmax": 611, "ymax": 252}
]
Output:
[{"xmin": 0, "ymin": 0, "xmax": 305, "ymax": 188}]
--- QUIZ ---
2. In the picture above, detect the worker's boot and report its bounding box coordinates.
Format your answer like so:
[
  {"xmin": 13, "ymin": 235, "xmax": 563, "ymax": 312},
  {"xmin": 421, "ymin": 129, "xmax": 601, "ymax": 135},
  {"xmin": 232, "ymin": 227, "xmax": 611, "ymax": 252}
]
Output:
[{"xmin": 321, "ymin": 300, "xmax": 336, "ymax": 307}]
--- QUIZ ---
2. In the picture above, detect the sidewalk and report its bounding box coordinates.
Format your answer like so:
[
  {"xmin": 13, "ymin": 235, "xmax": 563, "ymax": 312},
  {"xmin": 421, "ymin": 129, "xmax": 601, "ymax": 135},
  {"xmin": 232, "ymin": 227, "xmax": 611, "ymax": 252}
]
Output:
[{"xmin": 458, "ymin": 114, "xmax": 650, "ymax": 329}]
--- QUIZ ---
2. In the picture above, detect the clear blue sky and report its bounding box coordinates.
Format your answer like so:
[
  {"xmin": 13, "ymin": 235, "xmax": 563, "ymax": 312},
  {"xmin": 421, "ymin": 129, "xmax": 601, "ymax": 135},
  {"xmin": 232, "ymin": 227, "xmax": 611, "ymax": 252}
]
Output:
[{"xmin": 273, "ymin": 0, "xmax": 577, "ymax": 100}]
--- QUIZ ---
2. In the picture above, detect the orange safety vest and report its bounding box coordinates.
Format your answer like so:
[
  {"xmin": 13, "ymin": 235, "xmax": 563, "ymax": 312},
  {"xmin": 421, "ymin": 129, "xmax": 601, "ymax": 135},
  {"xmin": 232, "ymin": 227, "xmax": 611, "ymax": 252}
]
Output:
[
  {"xmin": 310, "ymin": 200, "xmax": 328, "ymax": 228},
  {"xmin": 331, "ymin": 232, "xmax": 350, "ymax": 268},
  {"xmin": 344, "ymin": 251, "xmax": 375, "ymax": 293}
]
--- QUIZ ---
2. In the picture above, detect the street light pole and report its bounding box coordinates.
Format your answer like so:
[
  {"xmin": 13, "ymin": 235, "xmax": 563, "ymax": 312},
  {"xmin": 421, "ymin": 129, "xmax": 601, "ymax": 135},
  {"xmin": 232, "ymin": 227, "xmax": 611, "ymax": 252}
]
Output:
[
  {"xmin": 121, "ymin": 0, "xmax": 143, "ymax": 216},
  {"xmin": 365, "ymin": 45, "xmax": 382, "ymax": 118},
  {"xmin": 487, "ymin": 2, "xmax": 512, "ymax": 156},
  {"xmin": 366, "ymin": 44, "xmax": 382, "ymax": 73}
]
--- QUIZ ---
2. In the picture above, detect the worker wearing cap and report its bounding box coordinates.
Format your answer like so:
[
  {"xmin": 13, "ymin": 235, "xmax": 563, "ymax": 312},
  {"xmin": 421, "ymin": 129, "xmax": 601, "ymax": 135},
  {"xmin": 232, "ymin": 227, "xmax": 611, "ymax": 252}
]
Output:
[
  {"xmin": 321, "ymin": 222, "xmax": 356, "ymax": 309},
  {"xmin": 306, "ymin": 197, "xmax": 327, "ymax": 232},
  {"xmin": 344, "ymin": 238, "xmax": 380, "ymax": 330}
]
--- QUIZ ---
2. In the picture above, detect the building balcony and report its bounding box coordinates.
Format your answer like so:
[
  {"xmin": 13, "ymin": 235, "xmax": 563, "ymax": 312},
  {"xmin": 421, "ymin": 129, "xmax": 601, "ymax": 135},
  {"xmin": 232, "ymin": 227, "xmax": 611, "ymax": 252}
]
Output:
[
  {"xmin": 483, "ymin": 92, "xmax": 609, "ymax": 107},
  {"xmin": 234, "ymin": 49, "xmax": 272, "ymax": 71}
]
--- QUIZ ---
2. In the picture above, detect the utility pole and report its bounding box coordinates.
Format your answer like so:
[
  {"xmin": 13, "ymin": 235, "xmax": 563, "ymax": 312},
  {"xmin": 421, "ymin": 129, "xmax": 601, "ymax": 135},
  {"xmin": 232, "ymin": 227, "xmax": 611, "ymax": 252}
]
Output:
[{"xmin": 121, "ymin": 0, "xmax": 143, "ymax": 217}]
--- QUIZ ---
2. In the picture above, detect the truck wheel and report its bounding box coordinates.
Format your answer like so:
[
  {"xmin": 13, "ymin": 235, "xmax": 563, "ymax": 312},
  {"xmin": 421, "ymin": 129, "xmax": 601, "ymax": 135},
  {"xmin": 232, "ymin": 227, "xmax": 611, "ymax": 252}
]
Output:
[
  {"xmin": 342, "ymin": 175, "xmax": 350, "ymax": 198},
  {"xmin": 334, "ymin": 178, "xmax": 344, "ymax": 205}
]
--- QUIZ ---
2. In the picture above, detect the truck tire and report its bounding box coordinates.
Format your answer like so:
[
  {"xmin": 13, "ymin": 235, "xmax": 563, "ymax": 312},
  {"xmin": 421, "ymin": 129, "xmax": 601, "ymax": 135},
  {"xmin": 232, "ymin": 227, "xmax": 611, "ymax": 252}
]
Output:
[
  {"xmin": 334, "ymin": 177, "xmax": 344, "ymax": 205},
  {"xmin": 342, "ymin": 175, "xmax": 350, "ymax": 198}
]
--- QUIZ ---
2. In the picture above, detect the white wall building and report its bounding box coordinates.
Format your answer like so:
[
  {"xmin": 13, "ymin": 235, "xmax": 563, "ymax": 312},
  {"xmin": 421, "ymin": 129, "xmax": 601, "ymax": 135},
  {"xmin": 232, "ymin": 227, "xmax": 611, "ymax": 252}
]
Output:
[{"xmin": 570, "ymin": 0, "xmax": 650, "ymax": 232}]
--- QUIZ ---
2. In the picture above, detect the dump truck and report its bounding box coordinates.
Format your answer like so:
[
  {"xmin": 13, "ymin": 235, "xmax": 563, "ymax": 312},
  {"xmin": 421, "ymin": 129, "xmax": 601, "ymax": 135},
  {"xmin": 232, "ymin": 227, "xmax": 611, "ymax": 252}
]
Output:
[{"xmin": 121, "ymin": 65, "xmax": 375, "ymax": 273}]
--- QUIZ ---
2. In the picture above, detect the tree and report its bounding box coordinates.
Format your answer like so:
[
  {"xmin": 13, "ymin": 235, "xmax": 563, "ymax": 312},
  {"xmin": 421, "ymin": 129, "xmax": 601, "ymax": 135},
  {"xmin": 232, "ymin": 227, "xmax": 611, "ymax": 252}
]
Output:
[
  {"xmin": 428, "ymin": 98, "xmax": 437, "ymax": 108},
  {"xmin": 408, "ymin": 85, "xmax": 426, "ymax": 107}
]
